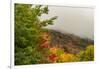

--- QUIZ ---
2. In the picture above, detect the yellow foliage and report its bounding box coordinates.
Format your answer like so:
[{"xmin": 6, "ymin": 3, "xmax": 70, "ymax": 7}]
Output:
[
  {"xmin": 58, "ymin": 53, "xmax": 75, "ymax": 62},
  {"xmin": 77, "ymin": 44, "xmax": 94, "ymax": 61},
  {"xmin": 87, "ymin": 45, "xmax": 94, "ymax": 47},
  {"xmin": 86, "ymin": 45, "xmax": 94, "ymax": 53}
]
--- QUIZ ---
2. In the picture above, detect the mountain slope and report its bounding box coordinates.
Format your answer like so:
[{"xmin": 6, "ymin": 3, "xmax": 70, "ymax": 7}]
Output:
[{"xmin": 47, "ymin": 30, "xmax": 94, "ymax": 54}]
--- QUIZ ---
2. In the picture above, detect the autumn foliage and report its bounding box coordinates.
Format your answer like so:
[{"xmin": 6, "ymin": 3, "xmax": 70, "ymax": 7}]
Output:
[{"xmin": 15, "ymin": 4, "xmax": 94, "ymax": 65}]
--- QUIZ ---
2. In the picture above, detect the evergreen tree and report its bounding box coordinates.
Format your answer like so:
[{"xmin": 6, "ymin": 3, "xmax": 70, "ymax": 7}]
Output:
[{"xmin": 15, "ymin": 4, "xmax": 57, "ymax": 65}]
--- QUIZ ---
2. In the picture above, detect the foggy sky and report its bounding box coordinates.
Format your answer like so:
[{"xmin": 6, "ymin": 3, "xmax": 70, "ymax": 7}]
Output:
[{"xmin": 40, "ymin": 6, "xmax": 94, "ymax": 39}]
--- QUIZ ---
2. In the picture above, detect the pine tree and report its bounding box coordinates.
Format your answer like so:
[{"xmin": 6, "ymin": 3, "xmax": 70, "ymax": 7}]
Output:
[{"xmin": 15, "ymin": 4, "xmax": 57, "ymax": 65}]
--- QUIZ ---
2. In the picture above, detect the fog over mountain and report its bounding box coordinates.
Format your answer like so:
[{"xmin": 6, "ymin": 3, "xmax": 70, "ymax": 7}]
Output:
[{"xmin": 40, "ymin": 6, "xmax": 94, "ymax": 39}]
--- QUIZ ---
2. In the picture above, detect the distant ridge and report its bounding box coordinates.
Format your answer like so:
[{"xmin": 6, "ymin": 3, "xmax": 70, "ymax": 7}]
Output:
[{"xmin": 47, "ymin": 29, "xmax": 94, "ymax": 54}]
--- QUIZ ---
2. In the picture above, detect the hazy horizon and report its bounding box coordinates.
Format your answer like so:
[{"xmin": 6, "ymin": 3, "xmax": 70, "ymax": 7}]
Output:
[{"xmin": 40, "ymin": 6, "xmax": 94, "ymax": 39}]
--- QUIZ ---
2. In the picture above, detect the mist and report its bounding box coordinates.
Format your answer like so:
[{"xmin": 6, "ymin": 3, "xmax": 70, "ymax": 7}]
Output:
[{"xmin": 40, "ymin": 6, "xmax": 94, "ymax": 39}]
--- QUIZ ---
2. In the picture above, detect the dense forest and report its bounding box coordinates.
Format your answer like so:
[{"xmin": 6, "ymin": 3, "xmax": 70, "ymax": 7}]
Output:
[{"xmin": 15, "ymin": 4, "xmax": 94, "ymax": 65}]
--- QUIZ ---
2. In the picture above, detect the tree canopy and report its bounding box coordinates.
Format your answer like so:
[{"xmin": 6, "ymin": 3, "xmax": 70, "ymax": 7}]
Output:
[{"xmin": 15, "ymin": 4, "xmax": 57, "ymax": 65}]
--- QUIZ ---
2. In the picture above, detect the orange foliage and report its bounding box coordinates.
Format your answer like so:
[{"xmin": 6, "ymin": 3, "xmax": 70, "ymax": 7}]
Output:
[{"xmin": 49, "ymin": 47, "xmax": 58, "ymax": 54}]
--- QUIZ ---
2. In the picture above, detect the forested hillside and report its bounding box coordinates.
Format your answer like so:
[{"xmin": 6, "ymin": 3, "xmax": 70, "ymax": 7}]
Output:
[
  {"xmin": 15, "ymin": 4, "xmax": 94, "ymax": 65},
  {"xmin": 48, "ymin": 30, "xmax": 93, "ymax": 54}
]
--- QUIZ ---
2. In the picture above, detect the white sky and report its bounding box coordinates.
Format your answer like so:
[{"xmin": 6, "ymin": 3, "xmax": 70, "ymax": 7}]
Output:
[{"xmin": 40, "ymin": 6, "xmax": 94, "ymax": 39}]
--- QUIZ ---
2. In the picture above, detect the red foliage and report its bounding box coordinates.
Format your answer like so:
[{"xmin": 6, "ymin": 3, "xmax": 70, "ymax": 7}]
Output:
[{"xmin": 48, "ymin": 54, "xmax": 57, "ymax": 62}]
